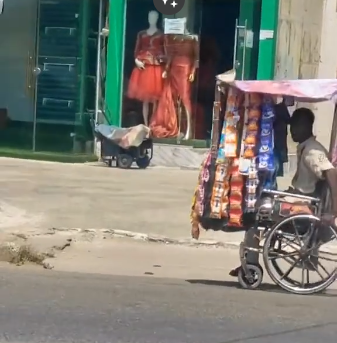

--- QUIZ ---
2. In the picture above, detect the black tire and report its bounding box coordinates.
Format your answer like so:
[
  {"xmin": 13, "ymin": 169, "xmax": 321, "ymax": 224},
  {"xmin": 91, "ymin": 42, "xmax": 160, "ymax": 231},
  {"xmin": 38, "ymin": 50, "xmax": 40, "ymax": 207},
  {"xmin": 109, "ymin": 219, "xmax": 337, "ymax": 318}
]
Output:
[
  {"xmin": 136, "ymin": 155, "xmax": 150, "ymax": 169},
  {"xmin": 263, "ymin": 214, "xmax": 337, "ymax": 295},
  {"xmin": 238, "ymin": 264, "xmax": 263, "ymax": 290},
  {"xmin": 117, "ymin": 154, "xmax": 133, "ymax": 169}
]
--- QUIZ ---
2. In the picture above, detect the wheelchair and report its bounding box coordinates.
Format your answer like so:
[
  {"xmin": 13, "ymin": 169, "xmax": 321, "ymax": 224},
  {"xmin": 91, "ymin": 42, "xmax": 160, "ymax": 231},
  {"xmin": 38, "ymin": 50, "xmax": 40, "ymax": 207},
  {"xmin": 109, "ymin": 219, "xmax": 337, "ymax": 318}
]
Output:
[{"xmin": 238, "ymin": 184, "xmax": 337, "ymax": 295}]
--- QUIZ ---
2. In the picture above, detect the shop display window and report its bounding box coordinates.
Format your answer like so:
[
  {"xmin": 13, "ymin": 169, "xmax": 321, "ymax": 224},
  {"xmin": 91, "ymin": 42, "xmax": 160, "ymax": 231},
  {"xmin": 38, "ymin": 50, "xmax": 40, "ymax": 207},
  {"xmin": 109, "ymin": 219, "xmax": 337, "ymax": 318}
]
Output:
[{"xmin": 121, "ymin": 0, "xmax": 241, "ymax": 142}]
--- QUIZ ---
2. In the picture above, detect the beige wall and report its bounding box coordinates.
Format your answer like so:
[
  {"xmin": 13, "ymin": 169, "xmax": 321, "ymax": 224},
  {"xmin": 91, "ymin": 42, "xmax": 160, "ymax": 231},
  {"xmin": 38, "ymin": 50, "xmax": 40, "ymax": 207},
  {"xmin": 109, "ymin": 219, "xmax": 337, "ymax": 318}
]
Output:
[
  {"xmin": 274, "ymin": 0, "xmax": 337, "ymax": 151},
  {"xmin": 315, "ymin": 0, "xmax": 337, "ymax": 149},
  {"xmin": 275, "ymin": 0, "xmax": 323, "ymax": 81}
]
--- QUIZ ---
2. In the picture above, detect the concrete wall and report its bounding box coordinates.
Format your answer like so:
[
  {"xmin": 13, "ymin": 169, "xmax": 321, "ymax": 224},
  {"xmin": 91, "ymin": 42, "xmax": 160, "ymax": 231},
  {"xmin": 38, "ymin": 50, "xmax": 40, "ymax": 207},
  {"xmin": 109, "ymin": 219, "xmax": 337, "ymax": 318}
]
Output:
[
  {"xmin": 275, "ymin": 0, "xmax": 323, "ymax": 81},
  {"xmin": 315, "ymin": 0, "xmax": 337, "ymax": 150},
  {"xmin": 275, "ymin": 0, "xmax": 337, "ymax": 152}
]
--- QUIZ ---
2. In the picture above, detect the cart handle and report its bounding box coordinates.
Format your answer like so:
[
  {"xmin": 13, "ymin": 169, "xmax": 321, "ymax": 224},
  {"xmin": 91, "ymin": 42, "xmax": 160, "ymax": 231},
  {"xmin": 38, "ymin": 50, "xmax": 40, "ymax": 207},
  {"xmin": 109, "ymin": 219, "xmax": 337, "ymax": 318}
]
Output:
[{"xmin": 261, "ymin": 189, "xmax": 320, "ymax": 203}]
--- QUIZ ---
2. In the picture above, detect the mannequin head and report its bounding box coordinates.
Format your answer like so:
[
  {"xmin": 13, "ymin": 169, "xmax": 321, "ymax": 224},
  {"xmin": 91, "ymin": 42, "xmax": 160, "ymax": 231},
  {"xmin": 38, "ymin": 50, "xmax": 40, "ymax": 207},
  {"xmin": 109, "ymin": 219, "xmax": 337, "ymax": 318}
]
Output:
[{"xmin": 148, "ymin": 11, "xmax": 159, "ymax": 26}]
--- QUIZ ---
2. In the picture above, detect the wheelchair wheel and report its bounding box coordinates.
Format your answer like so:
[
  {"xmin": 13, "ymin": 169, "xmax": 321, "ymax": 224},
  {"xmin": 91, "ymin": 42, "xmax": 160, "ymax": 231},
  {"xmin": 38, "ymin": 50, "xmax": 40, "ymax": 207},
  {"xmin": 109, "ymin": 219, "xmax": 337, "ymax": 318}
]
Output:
[
  {"xmin": 263, "ymin": 214, "xmax": 337, "ymax": 295},
  {"xmin": 238, "ymin": 264, "xmax": 263, "ymax": 290}
]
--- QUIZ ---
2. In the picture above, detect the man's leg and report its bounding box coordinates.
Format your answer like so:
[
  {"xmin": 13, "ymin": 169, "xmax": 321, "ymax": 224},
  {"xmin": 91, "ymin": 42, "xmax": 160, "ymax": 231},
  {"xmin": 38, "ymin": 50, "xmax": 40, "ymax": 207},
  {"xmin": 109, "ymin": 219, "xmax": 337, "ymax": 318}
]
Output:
[{"xmin": 230, "ymin": 215, "xmax": 260, "ymax": 277}]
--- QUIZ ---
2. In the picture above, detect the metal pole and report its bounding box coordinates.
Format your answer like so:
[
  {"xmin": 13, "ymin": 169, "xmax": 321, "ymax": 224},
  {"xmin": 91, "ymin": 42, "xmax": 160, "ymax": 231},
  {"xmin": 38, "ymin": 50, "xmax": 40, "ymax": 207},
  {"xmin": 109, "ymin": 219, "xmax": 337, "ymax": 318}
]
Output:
[
  {"xmin": 233, "ymin": 19, "xmax": 238, "ymax": 70},
  {"xmin": 94, "ymin": 0, "xmax": 104, "ymax": 124}
]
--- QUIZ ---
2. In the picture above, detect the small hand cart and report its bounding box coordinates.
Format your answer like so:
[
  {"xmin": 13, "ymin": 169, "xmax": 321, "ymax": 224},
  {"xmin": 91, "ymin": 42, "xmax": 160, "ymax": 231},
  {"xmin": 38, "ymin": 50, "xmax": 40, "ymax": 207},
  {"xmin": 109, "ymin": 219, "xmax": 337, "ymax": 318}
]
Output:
[{"xmin": 92, "ymin": 121, "xmax": 153, "ymax": 169}]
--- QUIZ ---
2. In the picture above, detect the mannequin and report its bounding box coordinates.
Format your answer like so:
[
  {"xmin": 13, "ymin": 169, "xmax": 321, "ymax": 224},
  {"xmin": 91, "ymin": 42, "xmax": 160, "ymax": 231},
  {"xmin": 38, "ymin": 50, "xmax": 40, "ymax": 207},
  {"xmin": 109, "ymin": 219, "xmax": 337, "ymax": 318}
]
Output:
[
  {"xmin": 150, "ymin": 27, "xmax": 199, "ymax": 139},
  {"xmin": 127, "ymin": 11, "xmax": 165, "ymax": 126}
]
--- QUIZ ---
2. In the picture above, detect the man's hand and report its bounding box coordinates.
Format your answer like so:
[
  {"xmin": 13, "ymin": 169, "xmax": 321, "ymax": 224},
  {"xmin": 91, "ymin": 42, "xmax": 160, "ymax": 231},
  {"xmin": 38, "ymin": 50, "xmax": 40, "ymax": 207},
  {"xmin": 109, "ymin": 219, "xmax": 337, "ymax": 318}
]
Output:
[{"xmin": 321, "ymin": 213, "xmax": 337, "ymax": 227}]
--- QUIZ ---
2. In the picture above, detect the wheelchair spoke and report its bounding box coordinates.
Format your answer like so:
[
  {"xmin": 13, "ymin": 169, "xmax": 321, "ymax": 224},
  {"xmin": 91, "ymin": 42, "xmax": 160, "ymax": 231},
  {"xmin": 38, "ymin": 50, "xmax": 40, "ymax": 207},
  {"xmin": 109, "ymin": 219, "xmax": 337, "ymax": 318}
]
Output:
[
  {"xmin": 292, "ymin": 219, "xmax": 302, "ymax": 246},
  {"xmin": 310, "ymin": 254, "xmax": 337, "ymax": 263},
  {"xmin": 306, "ymin": 269, "xmax": 310, "ymax": 285},
  {"xmin": 308, "ymin": 260, "xmax": 325, "ymax": 280},
  {"xmin": 301, "ymin": 260, "xmax": 306, "ymax": 288},
  {"xmin": 316, "ymin": 259, "xmax": 331, "ymax": 277},
  {"xmin": 280, "ymin": 257, "xmax": 301, "ymax": 281},
  {"xmin": 280, "ymin": 236, "xmax": 301, "ymax": 253},
  {"xmin": 268, "ymin": 251, "xmax": 299, "ymax": 261}
]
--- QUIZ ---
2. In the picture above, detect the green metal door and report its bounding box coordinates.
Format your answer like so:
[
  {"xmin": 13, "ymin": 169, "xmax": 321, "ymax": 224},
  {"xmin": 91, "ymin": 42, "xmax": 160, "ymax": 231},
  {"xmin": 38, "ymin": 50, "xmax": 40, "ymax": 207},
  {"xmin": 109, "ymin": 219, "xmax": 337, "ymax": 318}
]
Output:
[
  {"xmin": 33, "ymin": 0, "xmax": 98, "ymax": 153},
  {"xmin": 234, "ymin": 0, "xmax": 262, "ymax": 80}
]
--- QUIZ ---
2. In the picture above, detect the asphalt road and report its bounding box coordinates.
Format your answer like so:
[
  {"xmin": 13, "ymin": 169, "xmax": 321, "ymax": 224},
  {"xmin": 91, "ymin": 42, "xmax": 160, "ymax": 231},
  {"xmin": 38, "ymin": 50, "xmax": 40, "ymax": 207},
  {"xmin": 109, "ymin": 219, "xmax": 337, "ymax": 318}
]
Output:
[{"xmin": 0, "ymin": 265, "xmax": 336, "ymax": 343}]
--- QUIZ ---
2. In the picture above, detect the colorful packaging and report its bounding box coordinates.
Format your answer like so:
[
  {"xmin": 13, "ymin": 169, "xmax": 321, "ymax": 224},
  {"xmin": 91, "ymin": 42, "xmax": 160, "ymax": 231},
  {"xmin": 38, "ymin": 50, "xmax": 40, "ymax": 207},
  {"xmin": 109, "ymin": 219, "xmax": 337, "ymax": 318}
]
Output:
[
  {"xmin": 223, "ymin": 88, "xmax": 244, "ymax": 158},
  {"xmin": 239, "ymin": 93, "xmax": 262, "ymax": 174},
  {"xmin": 244, "ymin": 158, "xmax": 259, "ymax": 213},
  {"xmin": 228, "ymin": 158, "xmax": 244, "ymax": 226},
  {"xmin": 210, "ymin": 161, "xmax": 231, "ymax": 219},
  {"xmin": 258, "ymin": 96, "xmax": 275, "ymax": 172}
]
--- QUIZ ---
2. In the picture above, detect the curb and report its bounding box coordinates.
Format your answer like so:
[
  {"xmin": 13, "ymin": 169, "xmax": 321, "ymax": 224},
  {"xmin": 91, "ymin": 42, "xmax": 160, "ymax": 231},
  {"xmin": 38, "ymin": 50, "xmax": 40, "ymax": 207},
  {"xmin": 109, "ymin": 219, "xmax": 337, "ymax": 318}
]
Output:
[
  {"xmin": 49, "ymin": 227, "xmax": 241, "ymax": 249},
  {"xmin": 43, "ymin": 227, "xmax": 337, "ymax": 252}
]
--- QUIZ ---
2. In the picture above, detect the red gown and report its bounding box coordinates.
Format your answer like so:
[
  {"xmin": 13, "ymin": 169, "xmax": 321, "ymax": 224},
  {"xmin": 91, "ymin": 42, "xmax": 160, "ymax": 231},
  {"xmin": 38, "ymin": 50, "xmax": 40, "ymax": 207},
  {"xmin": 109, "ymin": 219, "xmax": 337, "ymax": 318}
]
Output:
[
  {"xmin": 127, "ymin": 30, "xmax": 165, "ymax": 102},
  {"xmin": 150, "ymin": 34, "xmax": 199, "ymax": 138}
]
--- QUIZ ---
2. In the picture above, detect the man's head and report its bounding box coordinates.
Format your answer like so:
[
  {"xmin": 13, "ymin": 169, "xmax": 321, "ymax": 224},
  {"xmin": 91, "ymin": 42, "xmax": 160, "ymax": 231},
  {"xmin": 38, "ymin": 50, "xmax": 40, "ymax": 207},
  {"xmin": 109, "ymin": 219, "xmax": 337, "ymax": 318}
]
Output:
[{"xmin": 290, "ymin": 107, "xmax": 315, "ymax": 143}]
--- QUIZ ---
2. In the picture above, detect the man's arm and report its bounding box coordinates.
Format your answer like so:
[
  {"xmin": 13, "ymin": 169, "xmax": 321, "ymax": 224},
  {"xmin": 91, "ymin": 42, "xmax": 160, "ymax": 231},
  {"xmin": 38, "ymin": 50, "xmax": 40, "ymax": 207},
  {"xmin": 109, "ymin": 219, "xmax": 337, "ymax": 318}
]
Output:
[
  {"xmin": 304, "ymin": 148, "xmax": 333, "ymax": 180},
  {"xmin": 324, "ymin": 169, "xmax": 337, "ymax": 216},
  {"xmin": 304, "ymin": 149, "xmax": 337, "ymax": 216}
]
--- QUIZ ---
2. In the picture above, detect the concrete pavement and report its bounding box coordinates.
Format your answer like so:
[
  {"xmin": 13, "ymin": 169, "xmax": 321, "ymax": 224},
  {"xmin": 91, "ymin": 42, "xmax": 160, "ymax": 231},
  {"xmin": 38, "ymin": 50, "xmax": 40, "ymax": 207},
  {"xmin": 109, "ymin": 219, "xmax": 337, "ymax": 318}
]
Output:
[
  {"xmin": 44, "ymin": 239, "xmax": 337, "ymax": 290},
  {"xmin": 0, "ymin": 261, "xmax": 336, "ymax": 343},
  {"xmin": 0, "ymin": 158, "xmax": 293, "ymax": 246}
]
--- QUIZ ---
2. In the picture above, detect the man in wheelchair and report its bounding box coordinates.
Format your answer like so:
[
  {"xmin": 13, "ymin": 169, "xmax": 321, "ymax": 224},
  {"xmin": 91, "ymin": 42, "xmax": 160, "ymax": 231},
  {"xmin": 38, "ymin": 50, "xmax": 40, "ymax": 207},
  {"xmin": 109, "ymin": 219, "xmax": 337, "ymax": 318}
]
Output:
[{"xmin": 230, "ymin": 107, "xmax": 337, "ymax": 277}]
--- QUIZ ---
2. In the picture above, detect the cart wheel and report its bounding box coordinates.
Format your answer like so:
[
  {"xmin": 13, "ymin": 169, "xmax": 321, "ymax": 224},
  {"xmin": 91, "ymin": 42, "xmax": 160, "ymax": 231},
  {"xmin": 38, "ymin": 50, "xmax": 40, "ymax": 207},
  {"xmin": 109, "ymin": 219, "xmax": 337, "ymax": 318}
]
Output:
[
  {"xmin": 117, "ymin": 154, "xmax": 133, "ymax": 169},
  {"xmin": 136, "ymin": 155, "xmax": 150, "ymax": 169},
  {"xmin": 238, "ymin": 264, "xmax": 263, "ymax": 290}
]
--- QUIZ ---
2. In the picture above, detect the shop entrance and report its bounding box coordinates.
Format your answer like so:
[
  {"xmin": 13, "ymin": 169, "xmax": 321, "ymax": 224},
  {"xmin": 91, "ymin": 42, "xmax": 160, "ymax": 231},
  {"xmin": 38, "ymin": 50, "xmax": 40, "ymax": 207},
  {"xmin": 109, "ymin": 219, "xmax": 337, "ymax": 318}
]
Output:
[
  {"xmin": 0, "ymin": 0, "xmax": 101, "ymax": 156},
  {"xmin": 119, "ymin": 0, "xmax": 261, "ymax": 141},
  {"xmin": 0, "ymin": 0, "xmax": 38, "ymax": 150},
  {"xmin": 196, "ymin": 0, "xmax": 262, "ymax": 139}
]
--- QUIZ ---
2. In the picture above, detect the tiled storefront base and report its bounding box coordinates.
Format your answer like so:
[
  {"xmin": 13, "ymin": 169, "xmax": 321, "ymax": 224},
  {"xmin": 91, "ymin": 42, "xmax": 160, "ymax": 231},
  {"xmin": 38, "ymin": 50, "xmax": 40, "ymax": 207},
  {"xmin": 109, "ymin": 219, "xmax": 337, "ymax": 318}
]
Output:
[
  {"xmin": 150, "ymin": 144, "xmax": 208, "ymax": 169},
  {"xmin": 150, "ymin": 143, "xmax": 298, "ymax": 175}
]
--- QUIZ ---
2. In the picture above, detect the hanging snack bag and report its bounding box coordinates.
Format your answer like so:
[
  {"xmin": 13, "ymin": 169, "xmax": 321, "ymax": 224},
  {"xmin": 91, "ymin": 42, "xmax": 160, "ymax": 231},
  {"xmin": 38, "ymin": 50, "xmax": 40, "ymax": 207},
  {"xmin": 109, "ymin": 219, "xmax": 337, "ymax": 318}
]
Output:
[
  {"xmin": 228, "ymin": 159, "xmax": 244, "ymax": 226},
  {"xmin": 258, "ymin": 97, "xmax": 275, "ymax": 172},
  {"xmin": 239, "ymin": 93, "xmax": 262, "ymax": 174},
  {"xmin": 210, "ymin": 161, "xmax": 231, "ymax": 219},
  {"xmin": 223, "ymin": 88, "xmax": 243, "ymax": 158},
  {"xmin": 245, "ymin": 158, "xmax": 259, "ymax": 213}
]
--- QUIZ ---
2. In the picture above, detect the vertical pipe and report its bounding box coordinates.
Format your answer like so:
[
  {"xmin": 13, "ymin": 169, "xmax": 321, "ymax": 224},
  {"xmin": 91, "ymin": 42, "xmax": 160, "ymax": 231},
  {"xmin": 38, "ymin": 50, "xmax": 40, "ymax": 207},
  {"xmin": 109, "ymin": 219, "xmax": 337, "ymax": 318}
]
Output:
[
  {"xmin": 242, "ymin": 19, "xmax": 248, "ymax": 80},
  {"xmin": 79, "ymin": 0, "xmax": 89, "ymax": 122},
  {"xmin": 32, "ymin": 0, "xmax": 40, "ymax": 152},
  {"xmin": 95, "ymin": 0, "xmax": 103, "ymax": 123}
]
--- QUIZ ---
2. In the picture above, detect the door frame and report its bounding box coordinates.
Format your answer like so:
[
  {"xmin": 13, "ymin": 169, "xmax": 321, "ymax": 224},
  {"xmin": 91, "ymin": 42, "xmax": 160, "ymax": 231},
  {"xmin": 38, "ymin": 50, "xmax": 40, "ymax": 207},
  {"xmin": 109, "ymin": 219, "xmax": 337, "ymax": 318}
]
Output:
[{"xmin": 234, "ymin": 0, "xmax": 262, "ymax": 80}]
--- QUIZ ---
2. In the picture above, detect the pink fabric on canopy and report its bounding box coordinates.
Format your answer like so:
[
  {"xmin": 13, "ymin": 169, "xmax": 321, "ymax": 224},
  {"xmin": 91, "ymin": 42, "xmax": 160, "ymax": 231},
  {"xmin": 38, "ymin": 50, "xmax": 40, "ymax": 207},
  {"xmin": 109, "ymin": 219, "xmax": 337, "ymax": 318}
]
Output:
[{"xmin": 216, "ymin": 76, "xmax": 337, "ymax": 103}]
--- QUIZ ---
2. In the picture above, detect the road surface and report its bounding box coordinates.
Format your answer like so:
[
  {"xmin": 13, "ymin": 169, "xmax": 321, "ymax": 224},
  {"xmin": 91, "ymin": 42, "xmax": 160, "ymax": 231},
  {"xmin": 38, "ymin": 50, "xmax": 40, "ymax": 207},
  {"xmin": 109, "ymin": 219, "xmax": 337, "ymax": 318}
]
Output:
[{"xmin": 0, "ymin": 264, "xmax": 336, "ymax": 343}]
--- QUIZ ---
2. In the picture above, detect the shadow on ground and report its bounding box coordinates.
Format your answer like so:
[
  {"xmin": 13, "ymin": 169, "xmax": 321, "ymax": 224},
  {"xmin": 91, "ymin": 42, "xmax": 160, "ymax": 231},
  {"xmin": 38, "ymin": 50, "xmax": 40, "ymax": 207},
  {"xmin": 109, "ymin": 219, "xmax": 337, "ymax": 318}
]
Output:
[{"xmin": 186, "ymin": 279, "xmax": 337, "ymax": 297}]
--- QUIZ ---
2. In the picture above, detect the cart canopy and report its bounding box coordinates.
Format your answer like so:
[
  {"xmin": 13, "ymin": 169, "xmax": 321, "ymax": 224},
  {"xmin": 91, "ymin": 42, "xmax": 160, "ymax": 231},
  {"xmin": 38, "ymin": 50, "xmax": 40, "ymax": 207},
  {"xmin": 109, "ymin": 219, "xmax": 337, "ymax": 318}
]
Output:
[{"xmin": 216, "ymin": 71, "xmax": 337, "ymax": 103}]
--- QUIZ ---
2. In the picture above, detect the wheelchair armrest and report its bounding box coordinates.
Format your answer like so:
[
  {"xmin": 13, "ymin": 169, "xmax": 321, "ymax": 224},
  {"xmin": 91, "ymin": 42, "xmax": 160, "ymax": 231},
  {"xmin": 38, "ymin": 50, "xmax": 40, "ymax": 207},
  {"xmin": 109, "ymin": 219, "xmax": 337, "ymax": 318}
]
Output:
[{"xmin": 261, "ymin": 189, "xmax": 320, "ymax": 203}]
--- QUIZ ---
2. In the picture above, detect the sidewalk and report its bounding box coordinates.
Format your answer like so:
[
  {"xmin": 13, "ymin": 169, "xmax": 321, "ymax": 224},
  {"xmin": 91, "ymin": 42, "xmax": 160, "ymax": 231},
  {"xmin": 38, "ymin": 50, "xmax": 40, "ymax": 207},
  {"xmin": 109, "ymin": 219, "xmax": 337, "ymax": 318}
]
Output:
[
  {"xmin": 44, "ymin": 239, "xmax": 337, "ymax": 291},
  {"xmin": 0, "ymin": 157, "xmax": 300, "ymax": 247}
]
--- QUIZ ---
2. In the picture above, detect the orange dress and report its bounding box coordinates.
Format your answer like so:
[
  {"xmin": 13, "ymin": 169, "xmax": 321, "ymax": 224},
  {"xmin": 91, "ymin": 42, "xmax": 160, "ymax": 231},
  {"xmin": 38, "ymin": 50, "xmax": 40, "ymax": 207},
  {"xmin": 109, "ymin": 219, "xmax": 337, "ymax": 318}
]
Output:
[
  {"xmin": 127, "ymin": 30, "xmax": 165, "ymax": 102},
  {"xmin": 150, "ymin": 34, "xmax": 199, "ymax": 138}
]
